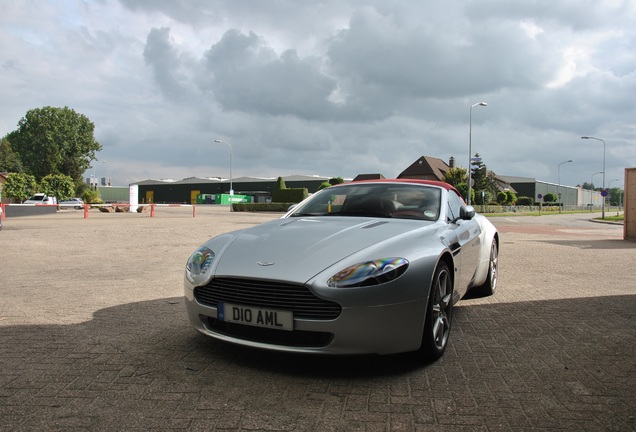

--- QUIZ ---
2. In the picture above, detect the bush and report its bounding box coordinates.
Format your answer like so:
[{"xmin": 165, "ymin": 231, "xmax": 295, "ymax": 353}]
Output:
[
  {"xmin": 233, "ymin": 203, "xmax": 294, "ymax": 212},
  {"xmin": 543, "ymin": 193, "xmax": 557, "ymax": 203},
  {"xmin": 516, "ymin": 196, "xmax": 534, "ymax": 206},
  {"xmin": 40, "ymin": 174, "xmax": 75, "ymax": 201},
  {"xmin": 474, "ymin": 191, "xmax": 493, "ymax": 205},
  {"xmin": 271, "ymin": 175, "xmax": 308, "ymax": 203},
  {"xmin": 272, "ymin": 187, "xmax": 308, "ymax": 203},
  {"xmin": 506, "ymin": 190, "xmax": 517, "ymax": 205},
  {"xmin": 3, "ymin": 172, "xmax": 37, "ymax": 202}
]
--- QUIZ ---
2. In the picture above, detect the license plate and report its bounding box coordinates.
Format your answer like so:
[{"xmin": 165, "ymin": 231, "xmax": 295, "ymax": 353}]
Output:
[{"xmin": 218, "ymin": 302, "xmax": 293, "ymax": 331}]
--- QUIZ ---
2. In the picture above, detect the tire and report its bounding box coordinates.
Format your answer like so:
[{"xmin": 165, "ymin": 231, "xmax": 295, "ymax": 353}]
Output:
[
  {"xmin": 420, "ymin": 262, "xmax": 453, "ymax": 361},
  {"xmin": 474, "ymin": 240, "xmax": 498, "ymax": 297}
]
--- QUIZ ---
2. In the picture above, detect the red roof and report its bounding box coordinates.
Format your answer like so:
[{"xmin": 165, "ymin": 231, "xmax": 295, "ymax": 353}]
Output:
[{"xmin": 347, "ymin": 178, "xmax": 458, "ymax": 192}]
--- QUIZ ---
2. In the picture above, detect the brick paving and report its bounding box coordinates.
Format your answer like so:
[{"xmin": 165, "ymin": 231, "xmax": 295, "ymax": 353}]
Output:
[{"xmin": 0, "ymin": 208, "xmax": 634, "ymax": 431}]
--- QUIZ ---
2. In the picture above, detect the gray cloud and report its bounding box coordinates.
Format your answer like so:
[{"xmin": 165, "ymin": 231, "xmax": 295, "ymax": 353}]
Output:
[{"xmin": 0, "ymin": 0, "xmax": 633, "ymax": 188}]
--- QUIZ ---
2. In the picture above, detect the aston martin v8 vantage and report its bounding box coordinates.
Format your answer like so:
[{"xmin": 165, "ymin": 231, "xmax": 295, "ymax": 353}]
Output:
[{"xmin": 184, "ymin": 179, "xmax": 499, "ymax": 360}]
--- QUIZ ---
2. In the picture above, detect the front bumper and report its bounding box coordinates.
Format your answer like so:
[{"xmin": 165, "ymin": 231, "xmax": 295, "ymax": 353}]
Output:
[{"xmin": 184, "ymin": 281, "xmax": 427, "ymax": 355}]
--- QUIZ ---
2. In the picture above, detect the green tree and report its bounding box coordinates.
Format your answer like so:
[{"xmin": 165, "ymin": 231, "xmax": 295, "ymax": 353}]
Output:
[
  {"xmin": 455, "ymin": 183, "xmax": 474, "ymax": 204},
  {"xmin": 496, "ymin": 191, "xmax": 508, "ymax": 205},
  {"xmin": 470, "ymin": 153, "xmax": 488, "ymax": 193},
  {"xmin": 470, "ymin": 154, "xmax": 498, "ymax": 200},
  {"xmin": 3, "ymin": 172, "xmax": 37, "ymax": 202},
  {"xmin": 543, "ymin": 193, "xmax": 557, "ymax": 203},
  {"xmin": 318, "ymin": 181, "xmax": 331, "ymax": 190},
  {"xmin": 328, "ymin": 177, "xmax": 344, "ymax": 186},
  {"xmin": 444, "ymin": 167, "xmax": 467, "ymax": 187},
  {"xmin": 609, "ymin": 188, "xmax": 623, "ymax": 206},
  {"xmin": 581, "ymin": 182, "xmax": 601, "ymax": 191},
  {"xmin": 40, "ymin": 174, "xmax": 76, "ymax": 201},
  {"xmin": 6, "ymin": 106, "xmax": 102, "ymax": 184},
  {"xmin": 0, "ymin": 138, "xmax": 24, "ymax": 173}
]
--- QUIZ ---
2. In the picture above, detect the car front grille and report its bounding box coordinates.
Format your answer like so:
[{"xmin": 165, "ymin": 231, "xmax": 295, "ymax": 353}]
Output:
[{"xmin": 194, "ymin": 277, "xmax": 342, "ymax": 320}]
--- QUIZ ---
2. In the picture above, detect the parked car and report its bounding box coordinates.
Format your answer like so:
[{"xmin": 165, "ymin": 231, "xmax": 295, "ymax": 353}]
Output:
[
  {"xmin": 23, "ymin": 193, "xmax": 57, "ymax": 205},
  {"xmin": 59, "ymin": 198, "xmax": 84, "ymax": 209},
  {"xmin": 184, "ymin": 179, "xmax": 499, "ymax": 361}
]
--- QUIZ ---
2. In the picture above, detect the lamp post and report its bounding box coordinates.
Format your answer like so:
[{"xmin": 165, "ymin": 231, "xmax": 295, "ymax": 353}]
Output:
[
  {"xmin": 581, "ymin": 136, "xmax": 606, "ymax": 218},
  {"xmin": 214, "ymin": 139, "xmax": 233, "ymax": 210},
  {"xmin": 590, "ymin": 171, "xmax": 603, "ymax": 211},
  {"xmin": 468, "ymin": 102, "xmax": 487, "ymax": 206},
  {"xmin": 557, "ymin": 159, "xmax": 573, "ymax": 213}
]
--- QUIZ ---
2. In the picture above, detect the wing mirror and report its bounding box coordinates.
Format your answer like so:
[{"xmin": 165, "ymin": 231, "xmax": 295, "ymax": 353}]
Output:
[{"xmin": 460, "ymin": 205, "xmax": 476, "ymax": 220}]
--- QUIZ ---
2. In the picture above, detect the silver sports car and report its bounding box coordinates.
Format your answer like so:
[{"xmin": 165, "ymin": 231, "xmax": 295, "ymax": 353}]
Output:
[{"xmin": 184, "ymin": 179, "xmax": 499, "ymax": 361}]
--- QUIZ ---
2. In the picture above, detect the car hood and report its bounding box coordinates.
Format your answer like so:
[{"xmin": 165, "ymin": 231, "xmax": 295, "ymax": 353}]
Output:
[{"xmin": 212, "ymin": 217, "xmax": 436, "ymax": 283}]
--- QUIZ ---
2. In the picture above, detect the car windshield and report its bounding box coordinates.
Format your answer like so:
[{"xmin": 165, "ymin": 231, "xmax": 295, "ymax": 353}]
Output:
[{"xmin": 290, "ymin": 183, "xmax": 441, "ymax": 221}]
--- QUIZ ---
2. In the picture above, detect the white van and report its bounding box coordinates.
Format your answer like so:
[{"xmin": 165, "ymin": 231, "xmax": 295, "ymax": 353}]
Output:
[{"xmin": 23, "ymin": 193, "xmax": 57, "ymax": 205}]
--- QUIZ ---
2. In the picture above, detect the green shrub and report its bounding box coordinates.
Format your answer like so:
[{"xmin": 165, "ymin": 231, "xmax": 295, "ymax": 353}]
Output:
[
  {"xmin": 272, "ymin": 187, "xmax": 308, "ymax": 203},
  {"xmin": 516, "ymin": 196, "xmax": 534, "ymax": 206},
  {"xmin": 233, "ymin": 203, "xmax": 294, "ymax": 212},
  {"xmin": 543, "ymin": 193, "xmax": 557, "ymax": 203},
  {"xmin": 474, "ymin": 191, "xmax": 493, "ymax": 205},
  {"xmin": 506, "ymin": 190, "xmax": 517, "ymax": 205}
]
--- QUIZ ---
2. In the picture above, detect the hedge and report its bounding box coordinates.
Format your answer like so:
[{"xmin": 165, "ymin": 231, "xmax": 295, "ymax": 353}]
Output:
[{"xmin": 232, "ymin": 203, "xmax": 296, "ymax": 212}]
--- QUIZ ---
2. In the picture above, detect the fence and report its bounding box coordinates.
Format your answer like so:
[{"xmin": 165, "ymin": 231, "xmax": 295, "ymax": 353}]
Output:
[{"xmin": 0, "ymin": 203, "xmax": 196, "ymax": 220}]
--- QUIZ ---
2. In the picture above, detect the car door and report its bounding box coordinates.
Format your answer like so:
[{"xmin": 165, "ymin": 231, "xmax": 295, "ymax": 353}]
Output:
[{"xmin": 446, "ymin": 191, "xmax": 482, "ymax": 294}]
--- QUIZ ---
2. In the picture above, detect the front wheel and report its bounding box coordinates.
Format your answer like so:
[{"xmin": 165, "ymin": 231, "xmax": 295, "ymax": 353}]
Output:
[{"xmin": 420, "ymin": 262, "xmax": 453, "ymax": 362}]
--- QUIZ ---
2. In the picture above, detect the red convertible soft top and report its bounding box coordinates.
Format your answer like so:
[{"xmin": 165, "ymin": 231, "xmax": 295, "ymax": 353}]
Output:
[{"xmin": 347, "ymin": 178, "xmax": 459, "ymax": 192}]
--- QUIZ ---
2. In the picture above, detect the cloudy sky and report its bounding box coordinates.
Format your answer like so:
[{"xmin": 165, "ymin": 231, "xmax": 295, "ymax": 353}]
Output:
[{"xmin": 1, "ymin": 0, "xmax": 634, "ymax": 189}]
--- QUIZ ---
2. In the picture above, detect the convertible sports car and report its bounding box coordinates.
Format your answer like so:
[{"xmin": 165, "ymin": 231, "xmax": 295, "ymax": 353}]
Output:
[{"xmin": 184, "ymin": 179, "xmax": 499, "ymax": 360}]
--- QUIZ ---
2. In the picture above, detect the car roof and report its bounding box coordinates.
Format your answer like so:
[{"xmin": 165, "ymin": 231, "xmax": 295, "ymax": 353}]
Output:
[{"xmin": 340, "ymin": 178, "xmax": 459, "ymax": 193}]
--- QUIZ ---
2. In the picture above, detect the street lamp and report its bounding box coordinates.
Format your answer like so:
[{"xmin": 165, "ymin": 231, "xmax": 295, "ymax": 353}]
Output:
[
  {"xmin": 581, "ymin": 136, "xmax": 606, "ymax": 218},
  {"xmin": 557, "ymin": 159, "xmax": 573, "ymax": 213},
  {"xmin": 214, "ymin": 139, "xmax": 233, "ymax": 210},
  {"xmin": 468, "ymin": 102, "xmax": 487, "ymax": 206}
]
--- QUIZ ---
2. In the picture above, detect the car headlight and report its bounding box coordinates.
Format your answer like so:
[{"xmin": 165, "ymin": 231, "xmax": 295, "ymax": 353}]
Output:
[
  {"xmin": 327, "ymin": 258, "xmax": 409, "ymax": 288},
  {"xmin": 185, "ymin": 247, "xmax": 215, "ymax": 284}
]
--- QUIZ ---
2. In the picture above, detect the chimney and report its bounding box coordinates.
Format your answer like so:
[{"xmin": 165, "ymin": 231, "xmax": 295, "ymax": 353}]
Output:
[{"xmin": 449, "ymin": 157, "xmax": 455, "ymax": 168}]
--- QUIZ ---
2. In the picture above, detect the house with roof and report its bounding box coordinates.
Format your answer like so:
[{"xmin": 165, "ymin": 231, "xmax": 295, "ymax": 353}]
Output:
[
  {"xmin": 397, "ymin": 156, "xmax": 514, "ymax": 193},
  {"xmin": 397, "ymin": 156, "xmax": 457, "ymax": 181}
]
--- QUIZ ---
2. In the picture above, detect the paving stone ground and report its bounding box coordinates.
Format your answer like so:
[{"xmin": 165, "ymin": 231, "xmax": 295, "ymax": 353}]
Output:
[{"xmin": 0, "ymin": 207, "xmax": 634, "ymax": 431}]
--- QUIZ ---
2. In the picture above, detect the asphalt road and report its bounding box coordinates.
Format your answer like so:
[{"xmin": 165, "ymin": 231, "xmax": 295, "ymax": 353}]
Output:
[{"xmin": 0, "ymin": 207, "xmax": 634, "ymax": 431}]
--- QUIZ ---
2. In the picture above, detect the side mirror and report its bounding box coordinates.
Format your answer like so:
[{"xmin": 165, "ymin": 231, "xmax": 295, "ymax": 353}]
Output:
[{"xmin": 460, "ymin": 205, "xmax": 476, "ymax": 220}]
